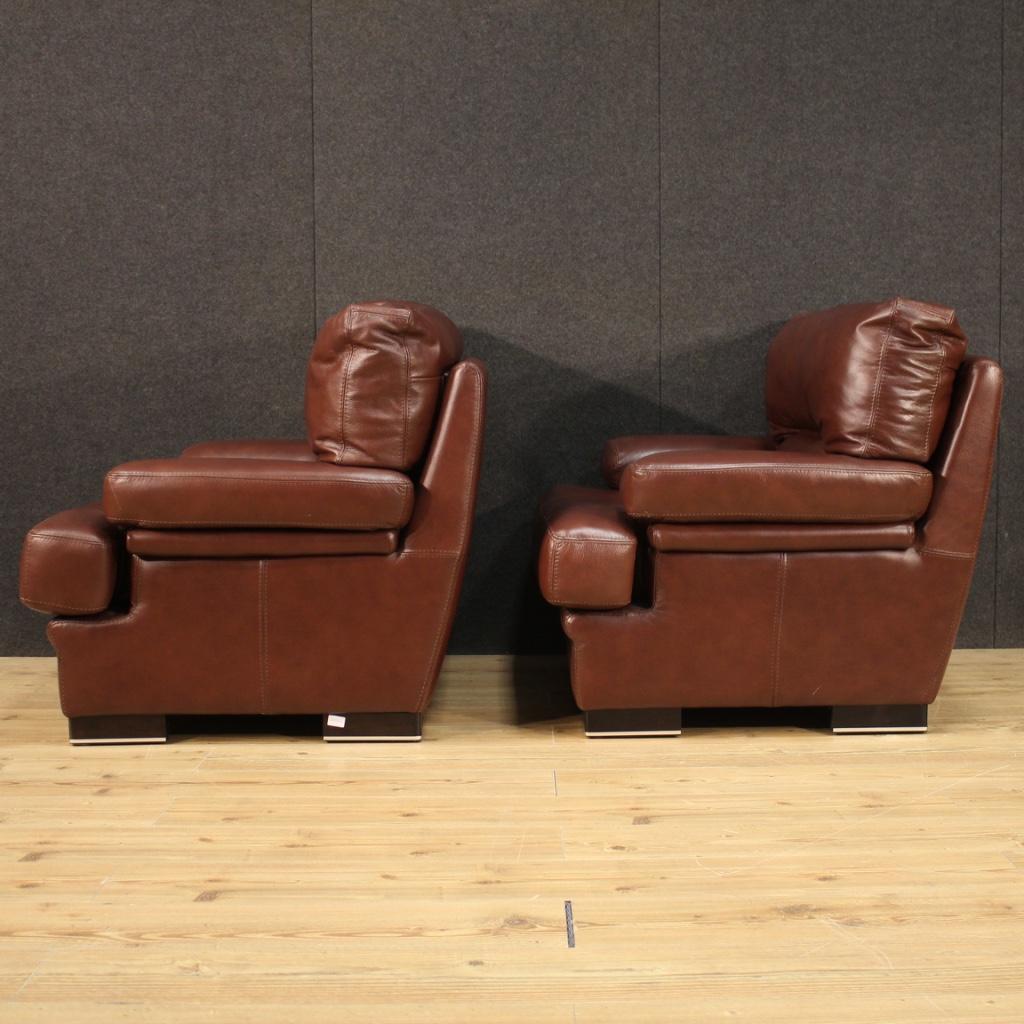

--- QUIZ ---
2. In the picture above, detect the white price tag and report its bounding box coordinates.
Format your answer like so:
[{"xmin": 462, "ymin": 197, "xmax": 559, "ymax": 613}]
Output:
[{"xmin": 326, "ymin": 715, "xmax": 347, "ymax": 729}]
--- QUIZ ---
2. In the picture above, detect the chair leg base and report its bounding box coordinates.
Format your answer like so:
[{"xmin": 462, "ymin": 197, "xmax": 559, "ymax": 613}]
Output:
[
  {"xmin": 322, "ymin": 712, "xmax": 422, "ymax": 742},
  {"xmin": 584, "ymin": 708, "xmax": 682, "ymax": 738},
  {"xmin": 69, "ymin": 714, "xmax": 167, "ymax": 746},
  {"xmin": 831, "ymin": 704, "xmax": 928, "ymax": 734}
]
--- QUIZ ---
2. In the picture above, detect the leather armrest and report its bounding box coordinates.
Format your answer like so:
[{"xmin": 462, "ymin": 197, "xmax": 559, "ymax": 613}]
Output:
[
  {"xmin": 602, "ymin": 434, "xmax": 772, "ymax": 487},
  {"xmin": 20, "ymin": 504, "xmax": 121, "ymax": 615},
  {"xmin": 104, "ymin": 458, "xmax": 414, "ymax": 530},
  {"xmin": 620, "ymin": 449, "xmax": 933, "ymax": 524},
  {"xmin": 181, "ymin": 439, "xmax": 315, "ymax": 461},
  {"xmin": 538, "ymin": 486, "xmax": 637, "ymax": 608}
]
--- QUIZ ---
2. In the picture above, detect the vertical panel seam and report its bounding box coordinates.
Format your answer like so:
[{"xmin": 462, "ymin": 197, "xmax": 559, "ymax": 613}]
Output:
[
  {"xmin": 656, "ymin": 0, "xmax": 663, "ymax": 432},
  {"xmin": 770, "ymin": 553, "xmax": 787, "ymax": 706},
  {"xmin": 259, "ymin": 559, "xmax": 268, "ymax": 713},
  {"xmin": 309, "ymin": 0, "xmax": 318, "ymax": 331},
  {"xmin": 994, "ymin": 0, "xmax": 1004, "ymax": 645}
]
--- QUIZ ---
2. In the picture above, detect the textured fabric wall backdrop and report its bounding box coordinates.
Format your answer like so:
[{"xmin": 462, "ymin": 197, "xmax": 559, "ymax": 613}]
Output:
[{"xmin": 2, "ymin": 0, "xmax": 1020, "ymax": 654}]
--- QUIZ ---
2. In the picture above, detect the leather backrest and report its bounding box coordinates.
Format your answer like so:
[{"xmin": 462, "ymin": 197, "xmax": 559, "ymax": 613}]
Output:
[
  {"xmin": 765, "ymin": 297, "xmax": 968, "ymax": 463},
  {"xmin": 402, "ymin": 358, "xmax": 487, "ymax": 556},
  {"xmin": 305, "ymin": 301, "xmax": 464, "ymax": 470},
  {"xmin": 918, "ymin": 356, "xmax": 1003, "ymax": 556}
]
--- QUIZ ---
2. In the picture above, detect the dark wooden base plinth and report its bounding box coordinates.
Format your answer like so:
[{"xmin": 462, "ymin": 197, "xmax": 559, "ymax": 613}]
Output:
[
  {"xmin": 322, "ymin": 712, "xmax": 422, "ymax": 742},
  {"xmin": 831, "ymin": 704, "xmax": 928, "ymax": 734},
  {"xmin": 584, "ymin": 708, "xmax": 682, "ymax": 738},
  {"xmin": 68, "ymin": 715, "xmax": 167, "ymax": 746}
]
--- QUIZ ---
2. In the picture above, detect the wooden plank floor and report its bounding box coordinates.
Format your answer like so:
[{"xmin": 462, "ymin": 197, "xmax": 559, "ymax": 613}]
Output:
[{"xmin": 0, "ymin": 652, "xmax": 1022, "ymax": 1023}]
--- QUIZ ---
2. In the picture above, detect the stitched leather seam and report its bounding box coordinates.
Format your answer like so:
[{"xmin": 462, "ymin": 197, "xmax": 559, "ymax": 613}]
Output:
[
  {"xmin": 131, "ymin": 547, "xmax": 394, "ymax": 558},
  {"xmin": 630, "ymin": 467, "xmax": 927, "ymax": 479},
  {"xmin": 628, "ymin": 511, "xmax": 918, "ymax": 520},
  {"xmin": 258, "ymin": 560, "xmax": 268, "ymax": 713},
  {"xmin": 921, "ymin": 354, "xmax": 944, "ymax": 462},
  {"xmin": 922, "ymin": 547, "xmax": 973, "ymax": 559},
  {"xmin": 55, "ymin": 649, "xmax": 63, "ymax": 714},
  {"xmin": 21, "ymin": 596, "xmax": 106, "ymax": 613},
  {"xmin": 351, "ymin": 306, "xmax": 412, "ymax": 323},
  {"xmin": 107, "ymin": 481, "xmax": 123, "ymax": 517},
  {"xmin": 770, "ymin": 553, "xmax": 787, "ymax": 706},
  {"xmin": 26, "ymin": 533, "xmax": 107, "ymax": 548},
  {"xmin": 336, "ymin": 340, "xmax": 355, "ymax": 462},
  {"xmin": 412, "ymin": 364, "xmax": 484, "ymax": 711},
  {"xmin": 106, "ymin": 518, "xmax": 401, "ymax": 528},
  {"xmin": 546, "ymin": 535, "xmax": 634, "ymax": 546},
  {"xmin": 400, "ymin": 337, "xmax": 411, "ymax": 467},
  {"xmin": 921, "ymin": 321, "xmax": 952, "ymax": 461},
  {"xmin": 862, "ymin": 297, "xmax": 900, "ymax": 456},
  {"xmin": 107, "ymin": 473, "xmax": 408, "ymax": 485}
]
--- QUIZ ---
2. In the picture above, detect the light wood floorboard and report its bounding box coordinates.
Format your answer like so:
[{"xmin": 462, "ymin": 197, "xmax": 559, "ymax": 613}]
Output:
[{"xmin": 0, "ymin": 652, "xmax": 1022, "ymax": 1022}]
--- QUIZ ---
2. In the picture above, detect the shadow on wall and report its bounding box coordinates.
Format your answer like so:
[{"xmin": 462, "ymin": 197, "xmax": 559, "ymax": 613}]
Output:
[
  {"xmin": 450, "ymin": 323, "xmax": 782, "ymax": 662},
  {"xmin": 659, "ymin": 321, "xmax": 786, "ymax": 436}
]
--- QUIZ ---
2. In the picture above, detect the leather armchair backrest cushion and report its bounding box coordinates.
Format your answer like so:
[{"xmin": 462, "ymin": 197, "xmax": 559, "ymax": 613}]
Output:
[
  {"xmin": 305, "ymin": 301, "xmax": 464, "ymax": 470},
  {"xmin": 765, "ymin": 297, "xmax": 968, "ymax": 463}
]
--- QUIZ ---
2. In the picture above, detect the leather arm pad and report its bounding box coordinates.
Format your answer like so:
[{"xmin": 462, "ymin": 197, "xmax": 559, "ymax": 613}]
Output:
[
  {"xmin": 20, "ymin": 504, "xmax": 121, "ymax": 615},
  {"xmin": 538, "ymin": 486, "xmax": 638, "ymax": 609},
  {"xmin": 620, "ymin": 449, "xmax": 933, "ymax": 524},
  {"xmin": 602, "ymin": 434, "xmax": 772, "ymax": 487},
  {"xmin": 104, "ymin": 458, "xmax": 414, "ymax": 530}
]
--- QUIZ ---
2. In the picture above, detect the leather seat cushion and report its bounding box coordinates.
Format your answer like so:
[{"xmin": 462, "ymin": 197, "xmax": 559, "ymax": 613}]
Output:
[
  {"xmin": 104, "ymin": 458, "xmax": 414, "ymax": 530},
  {"xmin": 20, "ymin": 504, "xmax": 121, "ymax": 616},
  {"xmin": 620, "ymin": 450, "xmax": 933, "ymax": 524},
  {"xmin": 538, "ymin": 486, "xmax": 638, "ymax": 609},
  {"xmin": 602, "ymin": 434, "xmax": 772, "ymax": 487}
]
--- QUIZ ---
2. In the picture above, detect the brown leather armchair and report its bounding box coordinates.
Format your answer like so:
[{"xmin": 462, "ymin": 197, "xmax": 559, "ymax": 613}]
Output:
[
  {"xmin": 538, "ymin": 298, "xmax": 1002, "ymax": 737},
  {"xmin": 20, "ymin": 301, "xmax": 487, "ymax": 745}
]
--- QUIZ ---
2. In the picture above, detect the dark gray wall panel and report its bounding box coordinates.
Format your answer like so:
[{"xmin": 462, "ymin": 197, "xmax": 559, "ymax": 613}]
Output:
[
  {"xmin": 997, "ymin": 0, "xmax": 1024, "ymax": 645},
  {"xmin": 1, "ymin": 2, "xmax": 1016, "ymax": 655},
  {"xmin": 0, "ymin": 1, "xmax": 313, "ymax": 654},
  {"xmin": 312, "ymin": 0, "xmax": 660, "ymax": 652},
  {"xmin": 660, "ymin": 0, "xmax": 1003, "ymax": 646}
]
